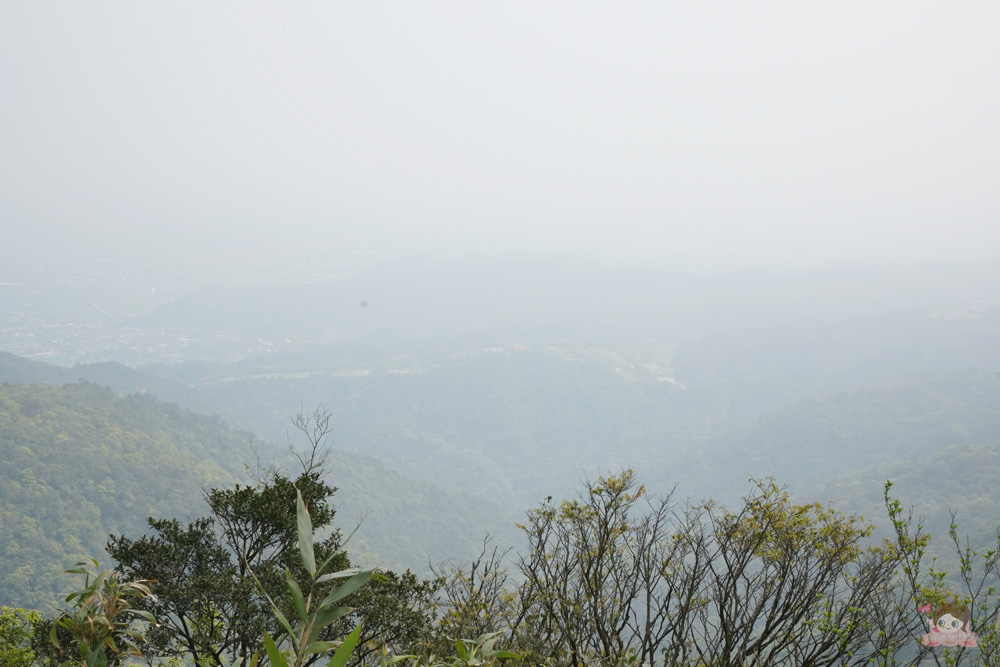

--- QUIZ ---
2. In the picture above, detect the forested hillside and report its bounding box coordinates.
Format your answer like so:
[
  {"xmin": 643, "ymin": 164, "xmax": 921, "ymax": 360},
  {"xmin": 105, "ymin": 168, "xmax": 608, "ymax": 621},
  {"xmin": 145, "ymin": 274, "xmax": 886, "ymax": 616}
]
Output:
[
  {"xmin": 136, "ymin": 355, "xmax": 1000, "ymax": 513},
  {"xmin": 4, "ymin": 327, "xmax": 1000, "ymax": 601},
  {"xmin": 0, "ymin": 382, "xmax": 248, "ymax": 610},
  {"xmin": 149, "ymin": 346, "xmax": 693, "ymax": 506},
  {"xmin": 0, "ymin": 368, "xmax": 520, "ymax": 608},
  {"xmin": 665, "ymin": 370, "xmax": 1000, "ymax": 504},
  {"xmin": 5, "ymin": 258, "xmax": 1000, "ymax": 619},
  {"xmin": 812, "ymin": 441, "xmax": 1000, "ymax": 555}
]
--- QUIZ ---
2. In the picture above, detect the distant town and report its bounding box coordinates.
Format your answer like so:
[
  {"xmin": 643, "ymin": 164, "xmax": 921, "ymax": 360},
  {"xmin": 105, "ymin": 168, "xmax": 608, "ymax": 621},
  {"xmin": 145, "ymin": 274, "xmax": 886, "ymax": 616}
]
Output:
[{"xmin": 0, "ymin": 240, "xmax": 381, "ymax": 366}]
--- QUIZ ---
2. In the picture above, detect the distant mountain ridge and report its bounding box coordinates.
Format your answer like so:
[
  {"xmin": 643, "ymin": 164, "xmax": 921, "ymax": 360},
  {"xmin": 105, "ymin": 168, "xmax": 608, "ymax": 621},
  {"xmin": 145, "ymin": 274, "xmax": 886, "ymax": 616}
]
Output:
[{"xmin": 135, "ymin": 256, "xmax": 1000, "ymax": 354}]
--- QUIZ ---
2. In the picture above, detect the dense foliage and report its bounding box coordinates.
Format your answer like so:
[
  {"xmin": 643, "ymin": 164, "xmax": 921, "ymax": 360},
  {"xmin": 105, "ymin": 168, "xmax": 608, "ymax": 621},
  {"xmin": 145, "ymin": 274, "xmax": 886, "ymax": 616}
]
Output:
[
  {"xmin": 5, "ymin": 326, "xmax": 1000, "ymax": 579},
  {"xmin": 3, "ymin": 281, "xmax": 1000, "ymax": 665},
  {"xmin": 0, "ymin": 382, "xmax": 246, "ymax": 610},
  {"xmin": 431, "ymin": 473, "xmax": 1000, "ymax": 667},
  {"xmin": 0, "ymin": 606, "xmax": 39, "ymax": 667},
  {"xmin": 102, "ymin": 405, "xmax": 440, "ymax": 667},
  {"xmin": 5, "ymin": 466, "xmax": 1000, "ymax": 666},
  {"xmin": 0, "ymin": 355, "xmax": 524, "ymax": 575}
]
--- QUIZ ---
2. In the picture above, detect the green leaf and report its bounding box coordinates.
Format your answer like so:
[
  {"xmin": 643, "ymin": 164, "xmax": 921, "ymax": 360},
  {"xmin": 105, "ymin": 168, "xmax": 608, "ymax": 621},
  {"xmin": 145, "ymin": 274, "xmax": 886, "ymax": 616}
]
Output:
[
  {"xmin": 296, "ymin": 487, "xmax": 316, "ymax": 577},
  {"xmin": 81, "ymin": 644, "xmax": 108, "ymax": 667},
  {"xmin": 271, "ymin": 605, "xmax": 295, "ymax": 642},
  {"xmin": 455, "ymin": 639, "xmax": 468, "ymax": 661},
  {"xmin": 305, "ymin": 640, "xmax": 340, "ymax": 654},
  {"xmin": 310, "ymin": 605, "xmax": 352, "ymax": 641},
  {"xmin": 247, "ymin": 563, "xmax": 296, "ymax": 638},
  {"xmin": 491, "ymin": 650, "xmax": 521, "ymax": 659},
  {"xmin": 319, "ymin": 569, "xmax": 373, "ymax": 608},
  {"xmin": 285, "ymin": 568, "xmax": 308, "ymax": 621},
  {"xmin": 316, "ymin": 567, "xmax": 364, "ymax": 584},
  {"xmin": 264, "ymin": 631, "xmax": 288, "ymax": 667},
  {"xmin": 326, "ymin": 623, "xmax": 364, "ymax": 667},
  {"xmin": 132, "ymin": 609, "xmax": 157, "ymax": 624}
]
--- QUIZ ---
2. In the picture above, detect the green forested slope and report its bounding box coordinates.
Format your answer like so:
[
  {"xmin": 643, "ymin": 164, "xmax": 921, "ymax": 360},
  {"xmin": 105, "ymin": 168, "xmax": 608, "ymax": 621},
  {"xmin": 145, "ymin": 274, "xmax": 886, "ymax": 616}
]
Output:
[
  {"xmin": 4, "ymin": 332, "xmax": 1000, "ymax": 610},
  {"xmin": 805, "ymin": 441, "xmax": 1000, "ymax": 600},
  {"xmin": 0, "ymin": 382, "xmax": 247, "ymax": 610},
  {"xmin": 0, "ymin": 373, "xmax": 522, "ymax": 608},
  {"xmin": 811, "ymin": 441, "xmax": 1000, "ymax": 551},
  {"xmin": 324, "ymin": 447, "xmax": 522, "ymax": 571},
  {"xmin": 0, "ymin": 352, "xmax": 527, "ymax": 573},
  {"xmin": 143, "ymin": 347, "xmax": 697, "ymax": 507},
  {"xmin": 0, "ymin": 352, "xmax": 200, "ymax": 408},
  {"xmin": 657, "ymin": 370, "xmax": 1000, "ymax": 506}
]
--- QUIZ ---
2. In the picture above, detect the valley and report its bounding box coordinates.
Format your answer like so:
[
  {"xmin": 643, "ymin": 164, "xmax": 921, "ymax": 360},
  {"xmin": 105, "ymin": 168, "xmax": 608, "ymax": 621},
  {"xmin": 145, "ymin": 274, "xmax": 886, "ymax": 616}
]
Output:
[{"xmin": 2, "ymin": 257, "xmax": 999, "ymax": 611}]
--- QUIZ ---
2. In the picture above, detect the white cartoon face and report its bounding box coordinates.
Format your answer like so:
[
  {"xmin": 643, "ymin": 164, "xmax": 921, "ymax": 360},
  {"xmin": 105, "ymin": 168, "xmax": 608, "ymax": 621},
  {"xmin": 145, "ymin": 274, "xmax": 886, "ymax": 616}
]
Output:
[{"xmin": 936, "ymin": 613, "xmax": 964, "ymax": 633}]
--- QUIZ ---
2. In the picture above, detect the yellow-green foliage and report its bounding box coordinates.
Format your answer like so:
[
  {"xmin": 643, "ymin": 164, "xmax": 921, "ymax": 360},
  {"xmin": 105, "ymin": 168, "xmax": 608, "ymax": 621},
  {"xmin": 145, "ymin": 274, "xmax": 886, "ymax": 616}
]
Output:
[
  {"xmin": 0, "ymin": 606, "xmax": 39, "ymax": 667},
  {"xmin": 719, "ymin": 479, "xmax": 873, "ymax": 565},
  {"xmin": 0, "ymin": 382, "xmax": 247, "ymax": 610}
]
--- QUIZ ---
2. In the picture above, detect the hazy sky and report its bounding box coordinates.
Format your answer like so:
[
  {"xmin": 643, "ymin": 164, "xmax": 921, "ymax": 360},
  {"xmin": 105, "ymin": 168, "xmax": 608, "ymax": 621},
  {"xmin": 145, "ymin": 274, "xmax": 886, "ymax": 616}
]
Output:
[{"xmin": 2, "ymin": 1, "xmax": 999, "ymax": 274}]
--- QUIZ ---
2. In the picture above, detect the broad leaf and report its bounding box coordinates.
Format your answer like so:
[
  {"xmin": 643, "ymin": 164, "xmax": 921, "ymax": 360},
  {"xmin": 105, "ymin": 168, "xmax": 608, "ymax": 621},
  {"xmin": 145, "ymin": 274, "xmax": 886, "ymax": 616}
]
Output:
[
  {"xmin": 315, "ymin": 567, "xmax": 364, "ymax": 584},
  {"xmin": 296, "ymin": 488, "xmax": 316, "ymax": 577},
  {"xmin": 326, "ymin": 623, "xmax": 363, "ymax": 667},
  {"xmin": 319, "ymin": 569, "xmax": 373, "ymax": 608},
  {"xmin": 491, "ymin": 650, "xmax": 521, "ymax": 659},
  {"xmin": 305, "ymin": 640, "xmax": 340, "ymax": 654},
  {"xmin": 310, "ymin": 605, "xmax": 352, "ymax": 642},
  {"xmin": 285, "ymin": 568, "xmax": 308, "ymax": 621},
  {"xmin": 264, "ymin": 631, "xmax": 288, "ymax": 667}
]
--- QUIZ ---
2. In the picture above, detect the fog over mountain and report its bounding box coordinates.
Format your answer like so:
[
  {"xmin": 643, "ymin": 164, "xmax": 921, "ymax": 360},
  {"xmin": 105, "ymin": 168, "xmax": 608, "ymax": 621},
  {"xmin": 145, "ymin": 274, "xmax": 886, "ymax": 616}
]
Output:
[{"xmin": 2, "ymin": 1, "xmax": 1000, "ymax": 628}]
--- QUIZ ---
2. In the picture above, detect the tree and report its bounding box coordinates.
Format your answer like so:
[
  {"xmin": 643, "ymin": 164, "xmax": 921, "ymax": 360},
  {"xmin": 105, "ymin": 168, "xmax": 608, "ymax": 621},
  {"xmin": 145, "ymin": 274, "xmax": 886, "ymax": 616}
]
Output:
[
  {"xmin": 515, "ymin": 470, "xmax": 692, "ymax": 667},
  {"xmin": 108, "ymin": 469, "xmax": 340, "ymax": 666},
  {"xmin": 106, "ymin": 407, "xmax": 439, "ymax": 667},
  {"xmin": 508, "ymin": 472, "xmax": 912, "ymax": 667},
  {"xmin": 348, "ymin": 569, "xmax": 440, "ymax": 666},
  {"xmin": 39, "ymin": 558, "xmax": 156, "ymax": 667},
  {"xmin": 883, "ymin": 480, "xmax": 1000, "ymax": 666},
  {"xmin": 431, "ymin": 537, "xmax": 520, "ymax": 652},
  {"xmin": 684, "ymin": 479, "xmax": 906, "ymax": 667},
  {"xmin": 0, "ymin": 606, "xmax": 41, "ymax": 667}
]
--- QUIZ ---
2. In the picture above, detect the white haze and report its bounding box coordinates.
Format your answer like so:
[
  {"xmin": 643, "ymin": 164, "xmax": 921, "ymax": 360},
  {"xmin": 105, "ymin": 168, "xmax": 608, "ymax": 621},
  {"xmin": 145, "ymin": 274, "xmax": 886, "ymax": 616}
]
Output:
[{"xmin": 1, "ymin": 1, "xmax": 999, "ymax": 278}]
